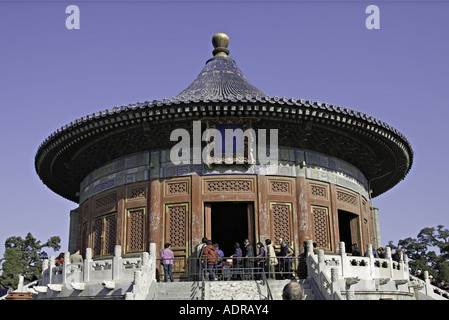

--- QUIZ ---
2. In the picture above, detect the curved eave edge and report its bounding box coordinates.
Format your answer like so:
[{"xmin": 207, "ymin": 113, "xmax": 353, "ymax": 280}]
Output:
[
  {"xmin": 35, "ymin": 96, "xmax": 414, "ymax": 201},
  {"xmin": 36, "ymin": 96, "xmax": 413, "ymax": 156},
  {"xmin": 35, "ymin": 96, "xmax": 414, "ymax": 174}
]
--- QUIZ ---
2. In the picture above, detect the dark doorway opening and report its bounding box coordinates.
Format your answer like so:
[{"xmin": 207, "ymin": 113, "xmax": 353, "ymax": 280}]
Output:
[
  {"xmin": 209, "ymin": 202, "xmax": 252, "ymax": 257},
  {"xmin": 338, "ymin": 210, "xmax": 359, "ymax": 254}
]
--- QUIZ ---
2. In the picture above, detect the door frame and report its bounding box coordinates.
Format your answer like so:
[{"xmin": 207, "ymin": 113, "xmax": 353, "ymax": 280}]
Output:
[{"xmin": 204, "ymin": 201, "xmax": 255, "ymax": 243}]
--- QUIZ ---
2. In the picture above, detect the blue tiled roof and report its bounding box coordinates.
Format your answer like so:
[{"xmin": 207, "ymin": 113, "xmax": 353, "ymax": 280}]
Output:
[{"xmin": 173, "ymin": 56, "xmax": 267, "ymax": 101}]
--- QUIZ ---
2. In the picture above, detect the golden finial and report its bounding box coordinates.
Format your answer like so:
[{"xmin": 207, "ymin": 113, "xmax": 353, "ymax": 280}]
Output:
[{"xmin": 212, "ymin": 33, "xmax": 230, "ymax": 57}]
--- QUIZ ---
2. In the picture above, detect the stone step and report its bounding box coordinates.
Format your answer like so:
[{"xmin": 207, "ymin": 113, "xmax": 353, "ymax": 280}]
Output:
[
  {"xmin": 152, "ymin": 279, "xmax": 317, "ymax": 300},
  {"xmin": 154, "ymin": 281, "xmax": 203, "ymax": 300}
]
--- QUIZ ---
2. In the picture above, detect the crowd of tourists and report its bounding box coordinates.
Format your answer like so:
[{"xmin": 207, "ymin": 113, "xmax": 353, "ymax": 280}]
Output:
[
  {"xmin": 414, "ymin": 269, "xmax": 449, "ymax": 292},
  {"xmin": 159, "ymin": 239, "xmax": 449, "ymax": 294},
  {"xmin": 191, "ymin": 237, "xmax": 296, "ymax": 282}
]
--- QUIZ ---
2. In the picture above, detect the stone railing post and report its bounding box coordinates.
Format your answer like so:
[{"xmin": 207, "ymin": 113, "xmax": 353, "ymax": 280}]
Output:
[
  {"xmin": 113, "ymin": 245, "xmax": 121, "ymax": 280},
  {"xmin": 385, "ymin": 246, "xmax": 392, "ymax": 258},
  {"xmin": 402, "ymin": 254, "xmax": 409, "ymax": 280},
  {"xmin": 18, "ymin": 275, "xmax": 24, "ymax": 292},
  {"xmin": 366, "ymin": 243, "xmax": 374, "ymax": 277},
  {"xmin": 317, "ymin": 249, "xmax": 325, "ymax": 294},
  {"xmin": 318, "ymin": 249, "xmax": 326, "ymax": 278},
  {"xmin": 142, "ymin": 252, "xmax": 149, "ymax": 271},
  {"xmin": 142, "ymin": 251, "xmax": 152, "ymax": 281},
  {"xmin": 331, "ymin": 267, "xmax": 340, "ymax": 300},
  {"xmin": 141, "ymin": 251, "xmax": 152, "ymax": 298},
  {"xmin": 63, "ymin": 251, "xmax": 70, "ymax": 284},
  {"xmin": 385, "ymin": 246, "xmax": 393, "ymax": 279},
  {"xmin": 142, "ymin": 251, "xmax": 150, "ymax": 267},
  {"xmin": 366, "ymin": 243, "xmax": 373, "ymax": 256},
  {"xmin": 83, "ymin": 248, "xmax": 92, "ymax": 282},
  {"xmin": 149, "ymin": 243, "xmax": 157, "ymax": 281},
  {"xmin": 42, "ymin": 259, "xmax": 49, "ymax": 272},
  {"xmin": 133, "ymin": 270, "xmax": 143, "ymax": 300},
  {"xmin": 318, "ymin": 249, "xmax": 324, "ymax": 264},
  {"xmin": 423, "ymin": 270, "xmax": 431, "ymax": 295},
  {"xmin": 306, "ymin": 240, "xmax": 314, "ymax": 256},
  {"xmin": 41, "ymin": 259, "xmax": 50, "ymax": 280},
  {"xmin": 49, "ymin": 255, "xmax": 55, "ymax": 284},
  {"xmin": 339, "ymin": 242, "xmax": 349, "ymax": 278}
]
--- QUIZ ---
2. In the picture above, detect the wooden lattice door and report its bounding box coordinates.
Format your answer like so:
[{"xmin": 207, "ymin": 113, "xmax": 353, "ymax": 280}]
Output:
[
  {"xmin": 269, "ymin": 202, "xmax": 293, "ymax": 244},
  {"xmin": 164, "ymin": 203, "xmax": 189, "ymax": 274},
  {"xmin": 126, "ymin": 208, "xmax": 146, "ymax": 253},
  {"xmin": 92, "ymin": 213, "xmax": 117, "ymax": 257}
]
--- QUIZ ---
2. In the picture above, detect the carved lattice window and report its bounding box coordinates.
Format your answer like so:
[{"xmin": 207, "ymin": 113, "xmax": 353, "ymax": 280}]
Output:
[
  {"xmin": 336, "ymin": 191, "xmax": 357, "ymax": 206},
  {"xmin": 81, "ymin": 203, "xmax": 89, "ymax": 254},
  {"xmin": 92, "ymin": 218, "xmax": 103, "ymax": 256},
  {"xmin": 205, "ymin": 180, "xmax": 252, "ymax": 192},
  {"xmin": 166, "ymin": 204, "xmax": 187, "ymax": 248},
  {"xmin": 271, "ymin": 202, "xmax": 292, "ymax": 243},
  {"xmin": 128, "ymin": 187, "xmax": 146, "ymax": 200},
  {"xmin": 166, "ymin": 181, "xmax": 188, "ymax": 195},
  {"xmin": 83, "ymin": 203, "xmax": 89, "ymax": 216},
  {"xmin": 104, "ymin": 215, "xmax": 116, "ymax": 255},
  {"xmin": 127, "ymin": 208, "xmax": 145, "ymax": 252},
  {"xmin": 82, "ymin": 222, "xmax": 88, "ymax": 256},
  {"xmin": 312, "ymin": 206, "xmax": 331, "ymax": 250},
  {"xmin": 95, "ymin": 192, "xmax": 117, "ymax": 209},
  {"xmin": 92, "ymin": 213, "xmax": 117, "ymax": 257},
  {"xmin": 270, "ymin": 181, "xmax": 290, "ymax": 193},
  {"xmin": 310, "ymin": 184, "xmax": 327, "ymax": 199}
]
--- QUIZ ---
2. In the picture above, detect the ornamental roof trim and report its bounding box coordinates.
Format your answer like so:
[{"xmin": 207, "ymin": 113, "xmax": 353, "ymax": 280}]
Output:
[{"xmin": 36, "ymin": 96, "xmax": 411, "ymax": 150}]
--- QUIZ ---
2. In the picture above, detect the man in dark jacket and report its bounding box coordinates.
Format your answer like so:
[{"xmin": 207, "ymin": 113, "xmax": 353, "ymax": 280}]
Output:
[{"xmin": 243, "ymin": 239, "xmax": 255, "ymax": 279}]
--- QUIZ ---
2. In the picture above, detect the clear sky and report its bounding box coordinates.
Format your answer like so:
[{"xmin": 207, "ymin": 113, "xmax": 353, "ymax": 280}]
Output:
[{"xmin": 0, "ymin": 1, "xmax": 448, "ymax": 260}]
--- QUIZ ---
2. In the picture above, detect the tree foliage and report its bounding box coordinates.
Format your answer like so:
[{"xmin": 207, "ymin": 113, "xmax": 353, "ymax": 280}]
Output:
[
  {"xmin": 0, "ymin": 233, "xmax": 60, "ymax": 289},
  {"xmin": 391, "ymin": 224, "xmax": 449, "ymax": 282}
]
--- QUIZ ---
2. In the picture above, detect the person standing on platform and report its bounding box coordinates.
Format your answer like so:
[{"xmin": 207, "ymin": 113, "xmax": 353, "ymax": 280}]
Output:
[
  {"xmin": 230, "ymin": 242, "xmax": 243, "ymax": 280},
  {"xmin": 160, "ymin": 243, "xmax": 174, "ymax": 282},
  {"xmin": 265, "ymin": 239, "xmax": 278, "ymax": 279},
  {"xmin": 55, "ymin": 252, "xmax": 65, "ymax": 266},
  {"xmin": 197, "ymin": 237, "xmax": 208, "ymax": 281},
  {"xmin": 280, "ymin": 240, "xmax": 294, "ymax": 279},
  {"xmin": 256, "ymin": 241, "xmax": 266, "ymax": 280},
  {"xmin": 243, "ymin": 239, "xmax": 255, "ymax": 279},
  {"xmin": 202, "ymin": 240, "xmax": 218, "ymax": 281},
  {"xmin": 351, "ymin": 243, "xmax": 361, "ymax": 256},
  {"xmin": 213, "ymin": 242, "xmax": 224, "ymax": 280},
  {"xmin": 70, "ymin": 249, "xmax": 83, "ymax": 263}
]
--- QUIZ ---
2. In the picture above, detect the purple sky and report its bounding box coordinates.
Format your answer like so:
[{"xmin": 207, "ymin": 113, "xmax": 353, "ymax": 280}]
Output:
[{"xmin": 0, "ymin": 1, "xmax": 448, "ymax": 260}]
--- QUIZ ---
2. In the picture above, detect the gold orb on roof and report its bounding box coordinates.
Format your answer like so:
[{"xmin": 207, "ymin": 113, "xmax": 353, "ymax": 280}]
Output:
[{"xmin": 212, "ymin": 33, "xmax": 230, "ymax": 57}]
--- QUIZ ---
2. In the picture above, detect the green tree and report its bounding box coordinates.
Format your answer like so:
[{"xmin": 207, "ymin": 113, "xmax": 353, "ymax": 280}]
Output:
[
  {"xmin": 0, "ymin": 233, "xmax": 60, "ymax": 289},
  {"xmin": 392, "ymin": 225, "xmax": 449, "ymax": 282}
]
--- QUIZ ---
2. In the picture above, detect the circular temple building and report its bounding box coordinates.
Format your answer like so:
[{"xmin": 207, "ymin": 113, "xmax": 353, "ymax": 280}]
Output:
[{"xmin": 35, "ymin": 33, "xmax": 413, "ymax": 276}]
